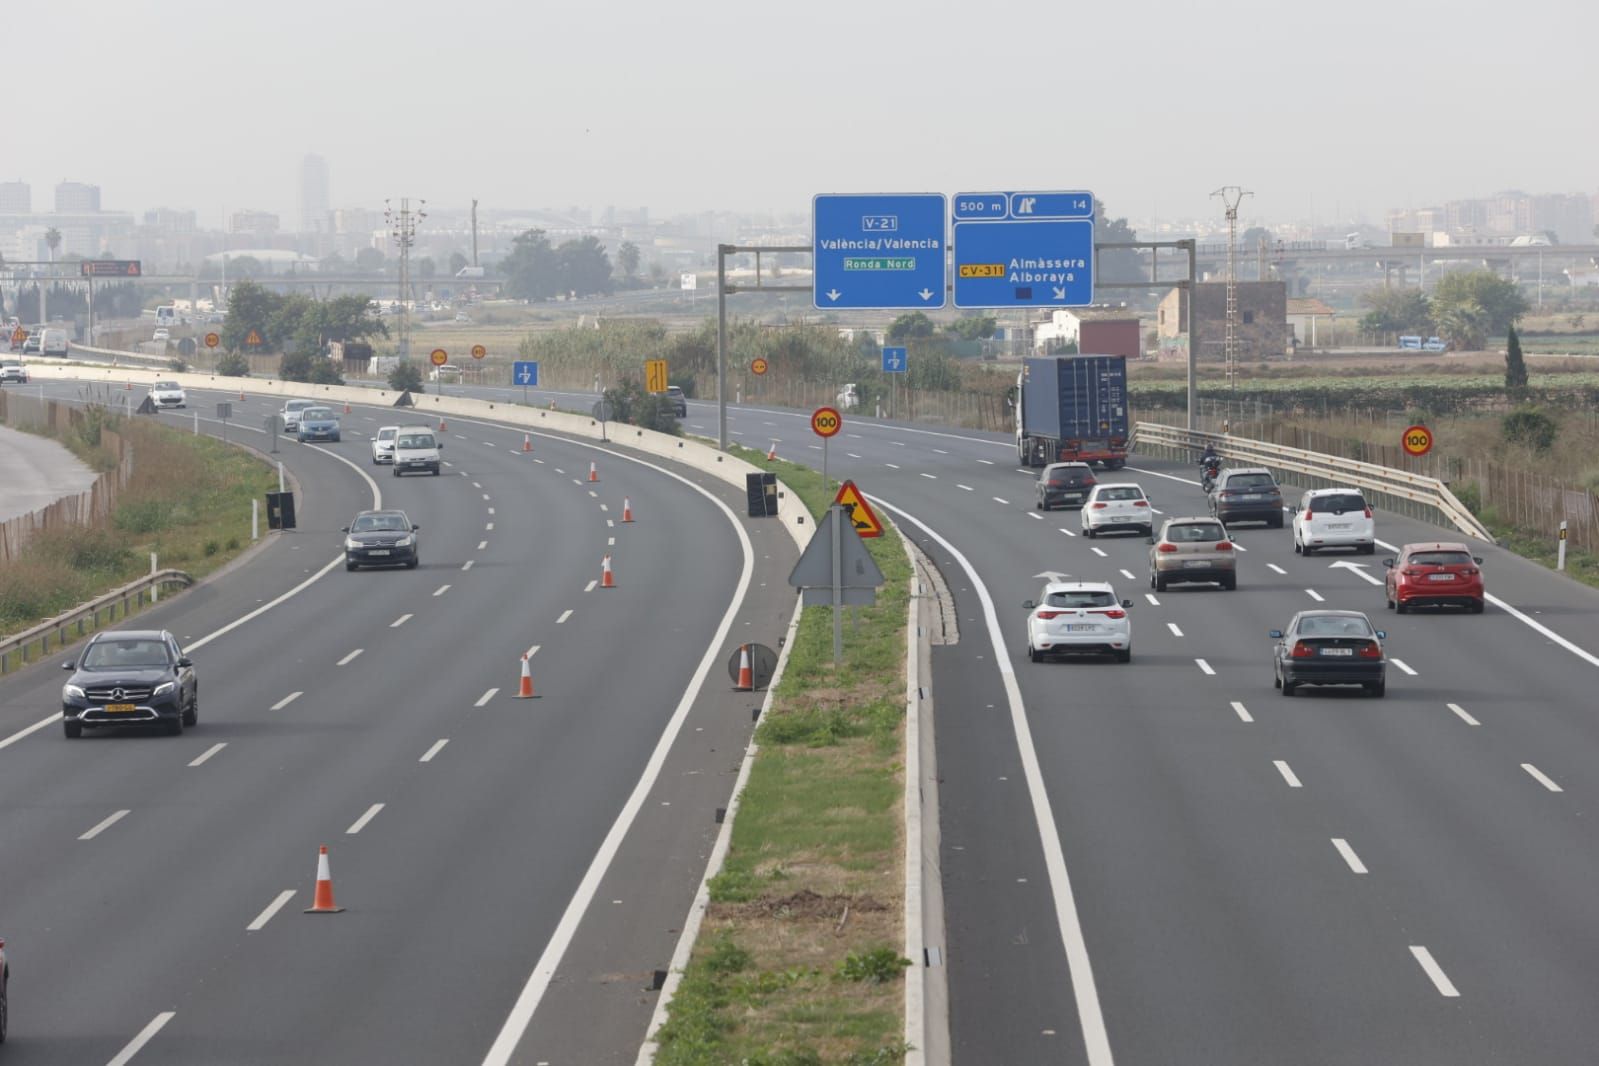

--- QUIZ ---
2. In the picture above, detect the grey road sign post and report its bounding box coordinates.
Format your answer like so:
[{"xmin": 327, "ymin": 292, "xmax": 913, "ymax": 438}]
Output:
[{"xmin": 788, "ymin": 504, "xmax": 885, "ymax": 667}]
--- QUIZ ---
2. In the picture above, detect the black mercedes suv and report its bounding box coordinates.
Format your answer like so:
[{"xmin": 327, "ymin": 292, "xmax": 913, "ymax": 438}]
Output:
[{"xmin": 61, "ymin": 629, "xmax": 198, "ymax": 738}]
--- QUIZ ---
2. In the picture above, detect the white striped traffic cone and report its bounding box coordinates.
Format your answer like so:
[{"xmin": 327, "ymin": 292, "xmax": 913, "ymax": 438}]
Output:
[
  {"xmin": 601, "ymin": 554, "xmax": 615, "ymax": 588},
  {"xmin": 735, "ymin": 644, "xmax": 754, "ymax": 691},
  {"xmin": 588, "ymin": 461, "xmax": 599, "ymax": 483},
  {"xmin": 766, "ymin": 440, "xmax": 777, "ymax": 461},
  {"xmin": 438, "ymin": 416, "xmax": 448, "ymax": 432},
  {"xmin": 622, "ymin": 497, "xmax": 634, "ymax": 523},
  {"xmin": 303, "ymin": 845, "xmax": 345, "ymax": 913},
  {"xmin": 522, "ymin": 433, "xmax": 532, "ymax": 453},
  {"xmin": 513, "ymin": 653, "xmax": 537, "ymax": 699}
]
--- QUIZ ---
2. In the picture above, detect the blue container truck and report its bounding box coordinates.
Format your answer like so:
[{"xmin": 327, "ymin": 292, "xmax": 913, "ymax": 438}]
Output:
[{"xmin": 1015, "ymin": 355, "xmax": 1130, "ymax": 468}]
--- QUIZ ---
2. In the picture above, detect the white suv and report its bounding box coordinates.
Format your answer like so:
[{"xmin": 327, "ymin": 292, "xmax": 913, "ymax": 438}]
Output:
[
  {"xmin": 1293, "ymin": 488, "xmax": 1375, "ymax": 556},
  {"xmin": 280, "ymin": 399, "xmax": 317, "ymax": 433},
  {"xmin": 1024, "ymin": 580, "xmax": 1134, "ymax": 663},
  {"xmin": 1080, "ymin": 482, "xmax": 1153, "ymax": 538}
]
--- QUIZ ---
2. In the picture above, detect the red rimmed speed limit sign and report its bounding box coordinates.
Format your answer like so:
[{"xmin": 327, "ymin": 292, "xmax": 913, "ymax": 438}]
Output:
[
  {"xmin": 1401, "ymin": 424, "xmax": 1433, "ymax": 457},
  {"xmin": 811, "ymin": 406, "xmax": 842, "ymax": 438}
]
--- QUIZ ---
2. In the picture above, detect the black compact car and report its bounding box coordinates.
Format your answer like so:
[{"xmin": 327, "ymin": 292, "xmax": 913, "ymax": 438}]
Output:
[
  {"xmin": 1035, "ymin": 462, "xmax": 1097, "ymax": 511},
  {"xmin": 1269, "ymin": 610, "xmax": 1387, "ymax": 698},
  {"xmin": 664, "ymin": 385, "xmax": 688, "ymax": 417},
  {"xmin": 1209, "ymin": 468, "xmax": 1285, "ymax": 527},
  {"xmin": 343, "ymin": 509, "xmax": 420, "ymax": 570},
  {"xmin": 61, "ymin": 629, "xmax": 198, "ymax": 737}
]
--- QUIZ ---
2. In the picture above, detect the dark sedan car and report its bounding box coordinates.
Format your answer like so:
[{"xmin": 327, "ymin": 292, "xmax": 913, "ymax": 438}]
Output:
[
  {"xmin": 343, "ymin": 509, "xmax": 420, "ymax": 570},
  {"xmin": 1270, "ymin": 610, "xmax": 1387, "ymax": 698},
  {"xmin": 1034, "ymin": 462, "xmax": 1097, "ymax": 511},
  {"xmin": 61, "ymin": 629, "xmax": 198, "ymax": 737},
  {"xmin": 1208, "ymin": 467, "xmax": 1285, "ymax": 527}
]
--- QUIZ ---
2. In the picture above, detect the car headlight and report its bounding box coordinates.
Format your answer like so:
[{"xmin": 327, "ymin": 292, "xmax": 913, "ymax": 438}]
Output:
[
  {"xmin": 345, "ymin": 537, "xmax": 360, "ymax": 550},
  {"xmin": 153, "ymin": 681, "xmax": 176, "ymax": 698},
  {"xmin": 63, "ymin": 684, "xmax": 85, "ymax": 700},
  {"xmin": 395, "ymin": 535, "xmax": 415, "ymax": 547}
]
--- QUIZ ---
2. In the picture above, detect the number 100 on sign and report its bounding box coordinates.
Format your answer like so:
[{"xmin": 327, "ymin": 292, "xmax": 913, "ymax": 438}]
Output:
[{"xmin": 811, "ymin": 407, "xmax": 842, "ymax": 438}]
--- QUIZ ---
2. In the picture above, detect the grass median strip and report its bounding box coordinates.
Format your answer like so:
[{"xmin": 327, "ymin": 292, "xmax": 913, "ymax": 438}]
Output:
[{"xmin": 652, "ymin": 448, "xmax": 913, "ymax": 1066}]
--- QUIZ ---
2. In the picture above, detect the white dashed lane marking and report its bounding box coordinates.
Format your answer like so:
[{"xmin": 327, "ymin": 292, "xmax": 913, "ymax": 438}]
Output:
[
  {"xmin": 1195, "ymin": 659, "xmax": 1215, "ymax": 675},
  {"xmin": 1090, "ymin": 547, "xmax": 1107, "ymax": 557},
  {"xmin": 1522, "ymin": 764, "xmax": 1563, "ymax": 792},
  {"xmin": 390, "ymin": 614, "xmax": 412, "ymax": 628},
  {"xmin": 1268, "ymin": 564, "xmax": 1287, "ymax": 575},
  {"xmin": 1391, "ymin": 658, "xmax": 1417, "ymax": 676},
  {"xmin": 1120, "ymin": 569, "xmax": 1136, "ymax": 581},
  {"xmin": 1331, "ymin": 838, "xmax": 1368, "ymax": 874},
  {"xmin": 79, "ymin": 809, "xmax": 130, "ymax": 840},
  {"xmin": 1447, "ymin": 703, "xmax": 1480, "ymax": 726},
  {"xmin": 1167, "ymin": 623, "xmax": 1183, "ymax": 637},
  {"xmin": 1145, "ymin": 594, "xmax": 1161, "ymax": 606},
  {"xmin": 958, "ymin": 484, "xmax": 973, "ymax": 492},
  {"xmin": 1410, "ymin": 946, "xmax": 1460, "ymax": 997},
  {"xmin": 246, "ymin": 891, "xmax": 296, "ymax": 932},
  {"xmin": 475, "ymin": 688, "xmax": 499, "ymax": 707},
  {"xmin": 1306, "ymin": 589, "xmax": 1325, "ymax": 602},
  {"xmin": 337, "ymin": 649, "xmax": 362, "ymax": 666},
  {"xmin": 1230, "ymin": 701, "xmax": 1252, "ymax": 723},
  {"xmin": 272, "ymin": 691, "xmax": 303, "ymax": 710},
  {"xmin": 188, "ymin": 743, "xmax": 227, "ymax": 767},
  {"xmin": 420, "ymin": 739, "xmax": 449, "ymax": 762},
  {"xmin": 346, "ymin": 803, "xmax": 385, "ymax": 835},
  {"xmin": 1274, "ymin": 760, "xmax": 1303, "ymax": 788}
]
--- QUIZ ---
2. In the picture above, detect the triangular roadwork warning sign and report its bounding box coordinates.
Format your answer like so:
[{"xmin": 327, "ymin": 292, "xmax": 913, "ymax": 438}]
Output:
[
  {"xmin": 394, "ymin": 390, "xmax": 415, "ymax": 408},
  {"xmin": 832, "ymin": 480, "xmax": 883, "ymax": 538},
  {"xmin": 245, "ymin": 329, "xmax": 263, "ymax": 347}
]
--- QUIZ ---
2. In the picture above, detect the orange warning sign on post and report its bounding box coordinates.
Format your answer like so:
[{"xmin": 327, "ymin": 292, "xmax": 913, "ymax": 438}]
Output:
[
  {"xmin": 244, "ymin": 329, "xmax": 264, "ymax": 348},
  {"xmin": 832, "ymin": 480, "xmax": 882, "ymax": 538}
]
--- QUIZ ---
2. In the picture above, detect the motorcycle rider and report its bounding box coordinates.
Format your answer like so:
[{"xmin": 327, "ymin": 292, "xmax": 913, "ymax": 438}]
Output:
[{"xmin": 1199, "ymin": 443, "xmax": 1222, "ymax": 490}]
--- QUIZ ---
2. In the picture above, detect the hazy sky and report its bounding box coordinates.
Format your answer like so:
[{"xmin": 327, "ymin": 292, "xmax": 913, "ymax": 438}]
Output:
[{"xmin": 11, "ymin": 0, "xmax": 1596, "ymax": 230}]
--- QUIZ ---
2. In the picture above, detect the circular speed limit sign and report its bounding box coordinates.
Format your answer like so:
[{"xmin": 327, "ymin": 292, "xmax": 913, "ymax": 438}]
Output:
[
  {"xmin": 811, "ymin": 406, "xmax": 842, "ymax": 438},
  {"xmin": 430, "ymin": 348, "xmax": 449, "ymax": 367},
  {"xmin": 470, "ymin": 344, "xmax": 487, "ymax": 360},
  {"xmin": 751, "ymin": 357, "xmax": 769, "ymax": 376},
  {"xmin": 204, "ymin": 332, "xmax": 220, "ymax": 349},
  {"xmin": 1401, "ymin": 424, "xmax": 1433, "ymax": 457}
]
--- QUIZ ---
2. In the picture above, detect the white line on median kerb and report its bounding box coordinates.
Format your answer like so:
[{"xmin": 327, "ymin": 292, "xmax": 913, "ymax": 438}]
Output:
[{"xmin": 867, "ymin": 495, "xmax": 1115, "ymax": 1066}]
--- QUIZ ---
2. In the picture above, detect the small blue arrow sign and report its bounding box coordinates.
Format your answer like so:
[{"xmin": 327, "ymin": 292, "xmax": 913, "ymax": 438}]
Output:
[
  {"xmin": 513, "ymin": 360, "xmax": 539, "ymax": 387},
  {"xmin": 881, "ymin": 346, "xmax": 908, "ymax": 374}
]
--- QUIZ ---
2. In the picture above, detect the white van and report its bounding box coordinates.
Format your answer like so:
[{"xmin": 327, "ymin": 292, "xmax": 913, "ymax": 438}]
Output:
[
  {"xmin": 41, "ymin": 328, "xmax": 69, "ymax": 356},
  {"xmin": 392, "ymin": 425, "xmax": 442, "ymax": 477}
]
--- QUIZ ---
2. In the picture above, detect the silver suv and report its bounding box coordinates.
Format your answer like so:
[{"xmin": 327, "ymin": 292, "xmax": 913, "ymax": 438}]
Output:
[{"xmin": 1149, "ymin": 516, "xmax": 1237, "ymax": 591}]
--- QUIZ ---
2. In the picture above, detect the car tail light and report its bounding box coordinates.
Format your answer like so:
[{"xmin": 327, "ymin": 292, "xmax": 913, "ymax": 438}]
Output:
[
  {"xmin": 1359, "ymin": 642, "xmax": 1383, "ymax": 659},
  {"xmin": 1464, "ymin": 568, "xmax": 1479, "ymax": 577},
  {"xmin": 1404, "ymin": 569, "xmax": 1421, "ymax": 578},
  {"xmin": 1035, "ymin": 610, "xmax": 1062, "ymax": 620},
  {"xmin": 1084, "ymin": 478, "xmax": 1097, "ymax": 488},
  {"xmin": 1092, "ymin": 502, "xmax": 1108, "ymax": 509},
  {"xmin": 1364, "ymin": 507, "xmax": 1373, "ymax": 518},
  {"xmin": 1133, "ymin": 500, "xmax": 1149, "ymax": 507},
  {"xmin": 1290, "ymin": 641, "xmax": 1314, "ymax": 658},
  {"xmin": 1303, "ymin": 509, "xmax": 1314, "ymax": 521},
  {"xmin": 1216, "ymin": 541, "xmax": 1233, "ymax": 551},
  {"xmin": 1157, "ymin": 543, "xmax": 1179, "ymax": 553},
  {"xmin": 1219, "ymin": 490, "xmax": 1235, "ymax": 498},
  {"xmin": 1098, "ymin": 609, "xmax": 1127, "ymax": 620}
]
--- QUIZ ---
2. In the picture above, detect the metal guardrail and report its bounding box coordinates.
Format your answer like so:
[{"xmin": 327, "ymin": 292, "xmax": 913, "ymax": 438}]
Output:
[
  {"xmin": 0, "ymin": 569, "xmax": 194, "ymax": 675},
  {"xmin": 1132, "ymin": 422, "xmax": 1493, "ymax": 543}
]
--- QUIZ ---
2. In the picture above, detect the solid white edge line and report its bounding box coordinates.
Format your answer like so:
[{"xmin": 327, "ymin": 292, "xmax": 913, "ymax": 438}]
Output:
[
  {"xmin": 346, "ymin": 802, "xmax": 385, "ymax": 834},
  {"xmin": 865, "ymin": 494, "xmax": 1115, "ymax": 1066},
  {"xmin": 1522, "ymin": 763, "xmax": 1563, "ymax": 792},
  {"xmin": 1331, "ymin": 838, "xmax": 1368, "ymax": 874},
  {"xmin": 1410, "ymin": 945, "xmax": 1461, "ymax": 997},
  {"xmin": 1482, "ymin": 592, "xmax": 1599, "ymax": 669},
  {"xmin": 420, "ymin": 739, "xmax": 449, "ymax": 762},
  {"xmin": 1230, "ymin": 701, "xmax": 1253, "ymax": 723},
  {"xmin": 106, "ymin": 1010, "xmax": 177, "ymax": 1066},
  {"xmin": 246, "ymin": 890, "xmax": 297, "ymax": 931},
  {"xmin": 1447, "ymin": 702, "xmax": 1480, "ymax": 726},
  {"xmin": 1274, "ymin": 760, "xmax": 1303, "ymax": 788},
  {"xmin": 188, "ymin": 742, "xmax": 227, "ymax": 767},
  {"xmin": 0, "ymin": 713, "xmax": 61, "ymax": 751},
  {"xmin": 79, "ymin": 809, "xmax": 131, "ymax": 840},
  {"xmin": 482, "ymin": 453, "xmax": 756, "ymax": 1066}
]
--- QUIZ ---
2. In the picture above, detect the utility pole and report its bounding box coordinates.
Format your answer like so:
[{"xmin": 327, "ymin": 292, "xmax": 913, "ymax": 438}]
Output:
[
  {"xmin": 471, "ymin": 199, "xmax": 479, "ymax": 267},
  {"xmin": 384, "ymin": 197, "xmax": 426, "ymax": 362},
  {"xmin": 1212, "ymin": 186, "xmax": 1252, "ymax": 398}
]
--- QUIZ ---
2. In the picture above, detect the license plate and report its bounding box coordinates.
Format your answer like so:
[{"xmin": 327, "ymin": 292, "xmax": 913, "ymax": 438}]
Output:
[
  {"xmin": 1428, "ymin": 573, "xmax": 1456, "ymax": 581},
  {"xmin": 1066, "ymin": 624, "xmax": 1099, "ymax": 632},
  {"xmin": 1320, "ymin": 648, "xmax": 1353, "ymax": 656},
  {"xmin": 1184, "ymin": 560, "xmax": 1209, "ymax": 567},
  {"xmin": 1326, "ymin": 523, "xmax": 1350, "ymax": 530},
  {"xmin": 368, "ymin": 549, "xmax": 391, "ymax": 556},
  {"xmin": 105, "ymin": 703, "xmax": 137, "ymax": 713}
]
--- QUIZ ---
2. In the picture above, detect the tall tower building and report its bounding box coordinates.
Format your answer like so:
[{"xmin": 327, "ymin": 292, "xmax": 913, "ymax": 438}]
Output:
[
  {"xmin": 300, "ymin": 154, "xmax": 330, "ymax": 235},
  {"xmin": 0, "ymin": 181, "xmax": 30, "ymax": 213},
  {"xmin": 55, "ymin": 181, "xmax": 101, "ymax": 213}
]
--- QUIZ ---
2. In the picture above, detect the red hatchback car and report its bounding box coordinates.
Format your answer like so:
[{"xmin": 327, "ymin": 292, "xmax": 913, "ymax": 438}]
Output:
[{"xmin": 1383, "ymin": 542, "xmax": 1485, "ymax": 613}]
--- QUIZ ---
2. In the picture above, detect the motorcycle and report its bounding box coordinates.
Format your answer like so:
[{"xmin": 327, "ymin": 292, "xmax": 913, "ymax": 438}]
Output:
[{"xmin": 1199, "ymin": 456, "xmax": 1222, "ymax": 493}]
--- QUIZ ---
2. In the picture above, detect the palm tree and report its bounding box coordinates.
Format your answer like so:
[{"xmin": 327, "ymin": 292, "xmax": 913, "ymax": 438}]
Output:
[{"xmin": 45, "ymin": 227, "xmax": 61, "ymax": 261}]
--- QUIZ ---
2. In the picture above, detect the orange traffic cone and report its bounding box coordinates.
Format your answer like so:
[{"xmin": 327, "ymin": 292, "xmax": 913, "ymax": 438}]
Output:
[
  {"xmin": 621, "ymin": 497, "xmax": 634, "ymax": 523},
  {"xmin": 124, "ymin": 380, "xmax": 133, "ymax": 390},
  {"xmin": 438, "ymin": 417, "xmax": 448, "ymax": 432},
  {"xmin": 344, "ymin": 401, "xmax": 352, "ymax": 414},
  {"xmin": 766, "ymin": 440, "xmax": 777, "ymax": 461},
  {"xmin": 600, "ymin": 554, "xmax": 615, "ymax": 588},
  {"xmin": 588, "ymin": 461, "xmax": 599, "ymax": 483},
  {"xmin": 735, "ymin": 644, "xmax": 754, "ymax": 691},
  {"xmin": 522, "ymin": 433, "xmax": 532, "ymax": 453},
  {"xmin": 548, "ymin": 399, "xmax": 557, "ymax": 410},
  {"xmin": 303, "ymin": 845, "xmax": 345, "ymax": 914},
  {"xmin": 239, "ymin": 387, "xmax": 246, "ymax": 401},
  {"xmin": 512, "ymin": 653, "xmax": 538, "ymax": 699}
]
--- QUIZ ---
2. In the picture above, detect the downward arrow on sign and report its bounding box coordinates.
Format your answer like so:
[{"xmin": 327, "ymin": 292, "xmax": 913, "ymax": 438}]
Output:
[{"xmin": 826, "ymin": 289, "xmax": 842, "ymax": 301}]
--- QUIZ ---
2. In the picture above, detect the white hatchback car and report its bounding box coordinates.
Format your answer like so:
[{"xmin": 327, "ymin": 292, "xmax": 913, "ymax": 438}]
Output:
[
  {"xmin": 149, "ymin": 381, "xmax": 186, "ymax": 408},
  {"xmin": 280, "ymin": 398, "xmax": 318, "ymax": 433},
  {"xmin": 371, "ymin": 425, "xmax": 399, "ymax": 465},
  {"xmin": 1293, "ymin": 488, "xmax": 1375, "ymax": 555},
  {"xmin": 1024, "ymin": 580, "xmax": 1134, "ymax": 663},
  {"xmin": 1080, "ymin": 482, "xmax": 1153, "ymax": 538}
]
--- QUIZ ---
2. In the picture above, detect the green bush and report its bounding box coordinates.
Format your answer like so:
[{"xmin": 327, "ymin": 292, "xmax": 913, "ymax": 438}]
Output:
[
  {"xmin": 1501, "ymin": 407, "xmax": 1557, "ymax": 452},
  {"xmin": 114, "ymin": 498, "xmax": 175, "ymax": 534},
  {"xmin": 388, "ymin": 360, "xmax": 423, "ymax": 393},
  {"xmin": 837, "ymin": 947, "xmax": 910, "ymax": 984},
  {"xmin": 216, "ymin": 352, "xmax": 250, "ymax": 376}
]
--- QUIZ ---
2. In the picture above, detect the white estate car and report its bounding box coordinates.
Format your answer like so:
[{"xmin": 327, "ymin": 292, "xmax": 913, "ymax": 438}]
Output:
[
  {"xmin": 1024, "ymin": 580, "xmax": 1134, "ymax": 663},
  {"xmin": 1292, "ymin": 487, "xmax": 1376, "ymax": 556},
  {"xmin": 280, "ymin": 398, "xmax": 318, "ymax": 433},
  {"xmin": 149, "ymin": 381, "xmax": 186, "ymax": 408},
  {"xmin": 1080, "ymin": 482, "xmax": 1153, "ymax": 538},
  {"xmin": 371, "ymin": 425, "xmax": 399, "ymax": 465}
]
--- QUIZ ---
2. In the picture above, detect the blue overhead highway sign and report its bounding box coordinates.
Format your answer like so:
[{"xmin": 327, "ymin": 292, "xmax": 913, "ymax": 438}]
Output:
[
  {"xmin": 881, "ymin": 346, "xmax": 908, "ymax": 373},
  {"xmin": 953, "ymin": 190, "xmax": 1096, "ymax": 309},
  {"xmin": 513, "ymin": 361, "xmax": 539, "ymax": 387},
  {"xmin": 813, "ymin": 194, "xmax": 946, "ymax": 310}
]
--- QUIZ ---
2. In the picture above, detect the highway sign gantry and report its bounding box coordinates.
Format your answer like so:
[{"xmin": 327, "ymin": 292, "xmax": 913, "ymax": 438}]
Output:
[
  {"xmin": 881, "ymin": 346, "xmax": 907, "ymax": 373},
  {"xmin": 813, "ymin": 193, "xmax": 947, "ymax": 310},
  {"xmin": 952, "ymin": 190, "xmax": 1095, "ymax": 309},
  {"xmin": 79, "ymin": 259, "xmax": 142, "ymax": 277}
]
